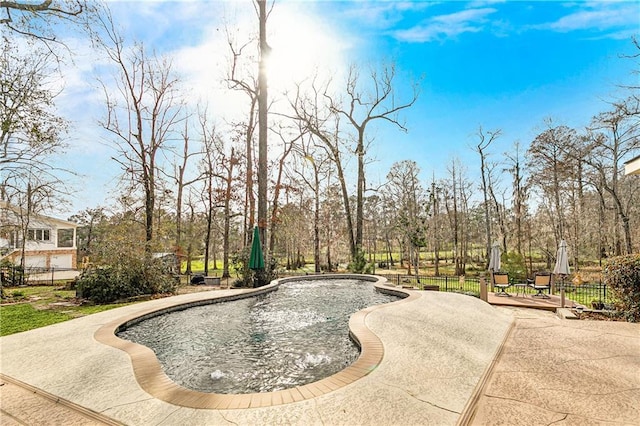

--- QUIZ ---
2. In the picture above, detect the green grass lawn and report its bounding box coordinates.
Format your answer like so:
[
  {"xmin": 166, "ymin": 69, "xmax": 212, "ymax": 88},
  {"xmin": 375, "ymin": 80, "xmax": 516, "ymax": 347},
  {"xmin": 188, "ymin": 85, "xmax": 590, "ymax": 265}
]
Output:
[
  {"xmin": 182, "ymin": 259, "xmax": 224, "ymax": 274},
  {"xmin": 0, "ymin": 286, "xmax": 133, "ymax": 337},
  {"xmin": 0, "ymin": 304, "xmax": 72, "ymax": 336}
]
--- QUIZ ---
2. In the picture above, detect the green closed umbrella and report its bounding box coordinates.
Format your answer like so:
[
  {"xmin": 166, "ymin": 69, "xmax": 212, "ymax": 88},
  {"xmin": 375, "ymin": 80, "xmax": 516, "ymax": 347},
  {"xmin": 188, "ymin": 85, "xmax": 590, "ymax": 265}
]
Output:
[{"xmin": 249, "ymin": 226, "xmax": 265, "ymax": 270}]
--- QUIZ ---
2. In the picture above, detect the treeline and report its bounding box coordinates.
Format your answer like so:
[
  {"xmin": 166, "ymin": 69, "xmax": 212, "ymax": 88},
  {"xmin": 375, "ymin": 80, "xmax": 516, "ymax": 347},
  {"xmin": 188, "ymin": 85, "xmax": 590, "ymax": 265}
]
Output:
[{"xmin": 69, "ymin": 92, "xmax": 639, "ymax": 279}]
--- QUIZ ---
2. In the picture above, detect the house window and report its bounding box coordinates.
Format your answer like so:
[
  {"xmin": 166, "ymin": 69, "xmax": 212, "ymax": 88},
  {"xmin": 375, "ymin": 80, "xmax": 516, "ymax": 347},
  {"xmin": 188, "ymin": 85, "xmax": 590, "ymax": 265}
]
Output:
[
  {"xmin": 27, "ymin": 229, "xmax": 50, "ymax": 241},
  {"xmin": 57, "ymin": 228, "xmax": 74, "ymax": 248}
]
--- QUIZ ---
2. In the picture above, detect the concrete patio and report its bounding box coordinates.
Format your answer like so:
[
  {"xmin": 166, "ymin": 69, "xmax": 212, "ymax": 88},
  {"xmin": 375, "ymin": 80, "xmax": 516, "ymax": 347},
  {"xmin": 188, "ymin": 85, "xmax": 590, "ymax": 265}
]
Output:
[{"xmin": 1, "ymin": 284, "xmax": 638, "ymax": 425}]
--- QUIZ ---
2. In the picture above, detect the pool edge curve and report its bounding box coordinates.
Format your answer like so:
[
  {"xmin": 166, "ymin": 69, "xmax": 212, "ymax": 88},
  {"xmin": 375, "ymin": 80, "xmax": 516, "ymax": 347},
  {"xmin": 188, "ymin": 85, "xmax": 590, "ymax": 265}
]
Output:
[{"xmin": 94, "ymin": 274, "xmax": 418, "ymax": 410}]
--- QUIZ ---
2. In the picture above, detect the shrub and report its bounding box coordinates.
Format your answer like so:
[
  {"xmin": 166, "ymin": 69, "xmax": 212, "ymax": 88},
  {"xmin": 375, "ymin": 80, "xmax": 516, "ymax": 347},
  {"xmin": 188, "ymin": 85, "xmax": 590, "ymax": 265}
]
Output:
[
  {"xmin": 347, "ymin": 248, "xmax": 374, "ymax": 274},
  {"xmin": 502, "ymin": 251, "xmax": 527, "ymax": 283},
  {"xmin": 232, "ymin": 248, "xmax": 278, "ymax": 288},
  {"xmin": 604, "ymin": 254, "xmax": 640, "ymax": 322},
  {"xmin": 1, "ymin": 259, "xmax": 25, "ymax": 289},
  {"xmin": 77, "ymin": 256, "xmax": 179, "ymax": 304}
]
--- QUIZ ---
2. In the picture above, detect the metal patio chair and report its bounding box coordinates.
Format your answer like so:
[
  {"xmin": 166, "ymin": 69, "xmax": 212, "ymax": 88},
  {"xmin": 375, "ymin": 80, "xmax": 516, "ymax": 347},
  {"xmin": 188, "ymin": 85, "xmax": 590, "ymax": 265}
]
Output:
[
  {"xmin": 528, "ymin": 273, "xmax": 551, "ymax": 299},
  {"xmin": 492, "ymin": 272, "xmax": 511, "ymax": 297}
]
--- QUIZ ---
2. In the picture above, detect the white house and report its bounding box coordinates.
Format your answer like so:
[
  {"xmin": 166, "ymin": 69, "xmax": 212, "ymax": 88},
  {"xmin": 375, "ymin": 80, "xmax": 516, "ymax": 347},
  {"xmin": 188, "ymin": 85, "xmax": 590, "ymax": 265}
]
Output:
[
  {"xmin": 625, "ymin": 155, "xmax": 640, "ymax": 175},
  {"xmin": 0, "ymin": 201, "xmax": 78, "ymax": 270}
]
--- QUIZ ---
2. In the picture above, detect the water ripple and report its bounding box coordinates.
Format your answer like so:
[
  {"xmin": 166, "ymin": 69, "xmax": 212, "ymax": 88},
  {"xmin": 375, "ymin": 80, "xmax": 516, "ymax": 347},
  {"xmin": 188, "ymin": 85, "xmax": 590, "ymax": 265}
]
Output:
[{"xmin": 117, "ymin": 279, "xmax": 398, "ymax": 393}]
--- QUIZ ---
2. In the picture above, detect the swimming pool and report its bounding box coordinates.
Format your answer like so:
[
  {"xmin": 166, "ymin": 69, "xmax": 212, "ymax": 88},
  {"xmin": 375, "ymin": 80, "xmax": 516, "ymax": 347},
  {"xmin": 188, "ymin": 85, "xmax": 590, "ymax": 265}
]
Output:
[{"xmin": 117, "ymin": 278, "xmax": 401, "ymax": 394}]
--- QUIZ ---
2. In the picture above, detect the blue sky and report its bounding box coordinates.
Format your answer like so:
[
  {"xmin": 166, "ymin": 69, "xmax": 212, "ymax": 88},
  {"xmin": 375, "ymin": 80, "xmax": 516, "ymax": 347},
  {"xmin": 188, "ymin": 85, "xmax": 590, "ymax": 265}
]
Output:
[{"xmin": 54, "ymin": 0, "xmax": 639, "ymax": 214}]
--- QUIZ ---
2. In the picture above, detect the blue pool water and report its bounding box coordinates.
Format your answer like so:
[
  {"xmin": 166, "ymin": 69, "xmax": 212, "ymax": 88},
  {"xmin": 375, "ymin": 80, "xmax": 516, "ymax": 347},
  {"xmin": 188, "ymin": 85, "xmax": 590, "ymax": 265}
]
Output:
[{"xmin": 117, "ymin": 279, "xmax": 399, "ymax": 394}]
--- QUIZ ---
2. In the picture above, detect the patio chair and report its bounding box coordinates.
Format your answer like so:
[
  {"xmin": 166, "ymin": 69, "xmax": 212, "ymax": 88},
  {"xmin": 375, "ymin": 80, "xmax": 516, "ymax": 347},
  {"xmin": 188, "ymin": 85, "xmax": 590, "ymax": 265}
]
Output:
[
  {"xmin": 528, "ymin": 273, "xmax": 551, "ymax": 299},
  {"xmin": 492, "ymin": 272, "xmax": 511, "ymax": 297}
]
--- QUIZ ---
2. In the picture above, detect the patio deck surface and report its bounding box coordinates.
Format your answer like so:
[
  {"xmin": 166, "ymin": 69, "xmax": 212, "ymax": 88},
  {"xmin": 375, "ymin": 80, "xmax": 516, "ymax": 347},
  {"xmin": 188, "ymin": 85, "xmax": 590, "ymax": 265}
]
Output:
[
  {"xmin": 465, "ymin": 306, "xmax": 640, "ymax": 425},
  {"xmin": 487, "ymin": 291, "xmax": 574, "ymax": 311}
]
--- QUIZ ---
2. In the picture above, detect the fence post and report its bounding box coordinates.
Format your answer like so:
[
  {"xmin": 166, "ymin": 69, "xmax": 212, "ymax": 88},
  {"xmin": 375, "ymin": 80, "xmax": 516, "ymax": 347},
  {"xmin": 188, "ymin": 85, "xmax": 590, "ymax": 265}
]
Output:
[{"xmin": 480, "ymin": 276, "xmax": 487, "ymax": 302}]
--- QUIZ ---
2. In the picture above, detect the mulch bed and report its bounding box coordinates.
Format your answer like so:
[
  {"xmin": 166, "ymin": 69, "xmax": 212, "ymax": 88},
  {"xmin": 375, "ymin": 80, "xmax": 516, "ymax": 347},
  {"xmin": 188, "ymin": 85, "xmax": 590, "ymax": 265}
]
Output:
[{"xmin": 575, "ymin": 310, "xmax": 625, "ymax": 321}]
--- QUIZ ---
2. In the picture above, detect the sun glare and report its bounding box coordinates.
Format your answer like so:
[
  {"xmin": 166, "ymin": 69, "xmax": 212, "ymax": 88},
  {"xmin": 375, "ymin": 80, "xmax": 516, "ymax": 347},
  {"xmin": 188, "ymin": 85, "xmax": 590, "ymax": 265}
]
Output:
[{"xmin": 266, "ymin": 9, "xmax": 346, "ymax": 94}]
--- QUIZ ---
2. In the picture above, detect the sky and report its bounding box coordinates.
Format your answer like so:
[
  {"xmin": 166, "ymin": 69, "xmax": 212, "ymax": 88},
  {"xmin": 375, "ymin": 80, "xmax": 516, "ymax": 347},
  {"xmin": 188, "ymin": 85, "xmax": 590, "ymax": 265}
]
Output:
[{"xmin": 45, "ymin": 0, "xmax": 639, "ymax": 215}]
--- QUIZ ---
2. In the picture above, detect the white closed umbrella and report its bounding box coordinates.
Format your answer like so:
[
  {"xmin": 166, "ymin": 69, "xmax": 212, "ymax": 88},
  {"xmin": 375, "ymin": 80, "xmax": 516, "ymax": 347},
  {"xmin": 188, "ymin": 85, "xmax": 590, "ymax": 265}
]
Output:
[
  {"xmin": 553, "ymin": 240, "xmax": 570, "ymax": 276},
  {"xmin": 554, "ymin": 239, "xmax": 571, "ymax": 307},
  {"xmin": 489, "ymin": 242, "xmax": 501, "ymax": 272}
]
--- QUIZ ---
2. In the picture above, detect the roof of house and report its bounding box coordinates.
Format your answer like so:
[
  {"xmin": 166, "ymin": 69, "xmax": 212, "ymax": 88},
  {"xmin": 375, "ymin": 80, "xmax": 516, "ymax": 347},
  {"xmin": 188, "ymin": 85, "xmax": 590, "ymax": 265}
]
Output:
[
  {"xmin": 624, "ymin": 154, "xmax": 640, "ymax": 175},
  {"xmin": 0, "ymin": 201, "xmax": 78, "ymax": 228}
]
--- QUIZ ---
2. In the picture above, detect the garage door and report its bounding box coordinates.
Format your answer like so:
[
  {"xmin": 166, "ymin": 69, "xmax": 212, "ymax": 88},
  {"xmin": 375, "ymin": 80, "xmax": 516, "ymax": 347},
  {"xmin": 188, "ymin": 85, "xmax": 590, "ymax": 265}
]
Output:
[
  {"xmin": 24, "ymin": 255, "xmax": 46, "ymax": 268},
  {"xmin": 50, "ymin": 254, "xmax": 73, "ymax": 269}
]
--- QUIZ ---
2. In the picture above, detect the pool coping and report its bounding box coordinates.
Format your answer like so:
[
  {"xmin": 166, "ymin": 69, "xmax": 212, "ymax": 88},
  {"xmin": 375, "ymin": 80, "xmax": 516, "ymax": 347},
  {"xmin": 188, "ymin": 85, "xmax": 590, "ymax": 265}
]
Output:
[{"xmin": 94, "ymin": 274, "xmax": 418, "ymax": 410}]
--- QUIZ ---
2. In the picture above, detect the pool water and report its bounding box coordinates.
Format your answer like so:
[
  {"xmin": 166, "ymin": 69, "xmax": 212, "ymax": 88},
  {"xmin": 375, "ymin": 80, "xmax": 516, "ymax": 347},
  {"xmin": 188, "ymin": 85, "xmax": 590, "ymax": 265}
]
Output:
[{"xmin": 117, "ymin": 279, "xmax": 399, "ymax": 394}]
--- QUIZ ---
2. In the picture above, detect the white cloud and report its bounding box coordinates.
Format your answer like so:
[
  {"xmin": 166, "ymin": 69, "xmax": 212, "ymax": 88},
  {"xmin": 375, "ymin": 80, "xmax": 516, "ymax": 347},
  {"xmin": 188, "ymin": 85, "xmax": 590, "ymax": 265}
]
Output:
[
  {"xmin": 392, "ymin": 7, "xmax": 498, "ymax": 42},
  {"xmin": 339, "ymin": 0, "xmax": 434, "ymax": 30},
  {"xmin": 534, "ymin": 2, "xmax": 639, "ymax": 37}
]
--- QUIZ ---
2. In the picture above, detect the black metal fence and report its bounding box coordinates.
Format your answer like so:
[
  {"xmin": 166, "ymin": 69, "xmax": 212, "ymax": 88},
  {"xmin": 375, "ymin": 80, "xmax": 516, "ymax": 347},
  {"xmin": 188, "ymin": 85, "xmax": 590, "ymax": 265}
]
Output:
[
  {"xmin": 557, "ymin": 282, "xmax": 612, "ymax": 307},
  {"xmin": 391, "ymin": 274, "xmax": 481, "ymax": 296},
  {"xmin": 1, "ymin": 267, "xmax": 614, "ymax": 308},
  {"xmin": 0, "ymin": 266, "xmax": 78, "ymax": 287},
  {"xmin": 385, "ymin": 273, "xmax": 613, "ymax": 307}
]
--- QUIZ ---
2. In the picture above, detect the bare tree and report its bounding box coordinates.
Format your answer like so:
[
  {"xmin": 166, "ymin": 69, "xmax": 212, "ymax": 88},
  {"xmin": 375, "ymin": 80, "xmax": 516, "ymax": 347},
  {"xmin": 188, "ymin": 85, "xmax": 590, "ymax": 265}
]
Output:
[
  {"xmin": 1, "ymin": 37, "xmax": 71, "ymax": 267},
  {"xmin": 216, "ymin": 145, "xmax": 241, "ymax": 279},
  {"xmin": 291, "ymin": 133, "xmax": 331, "ymax": 272},
  {"xmin": 268, "ymin": 124, "xmax": 301, "ymax": 253},
  {"xmin": 474, "ymin": 126, "xmax": 501, "ymax": 266},
  {"xmin": 386, "ymin": 160, "xmax": 428, "ymax": 277},
  {"xmin": 328, "ymin": 64, "xmax": 418, "ymax": 260},
  {"xmin": 198, "ymin": 111, "xmax": 217, "ymax": 276},
  {"xmin": 428, "ymin": 176, "xmax": 442, "ymax": 276},
  {"xmin": 619, "ymin": 36, "xmax": 640, "ymax": 98},
  {"xmin": 443, "ymin": 161, "xmax": 459, "ymax": 274},
  {"xmin": 583, "ymin": 98, "xmax": 639, "ymax": 254},
  {"xmin": 69, "ymin": 206, "xmax": 107, "ymax": 260},
  {"xmin": 486, "ymin": 160, "xmax": 508, "ymax": 253},
  {"xmin": 3, "ymin": 174, "xmax": 66, "ymax": 272},
  {"xmin": 289, "ymin": 77, "xmax": 357, "ymax": 259},
  {"xmin": 181, "ymin": 193, "xmax": 200, "ymax": 276},
  {"xmin": 380, "ymin": 188, "xmax": 397, "ymax": 269},
  {"xmin": 1, "ymin": 37, "xmax": 68, "ymax": 191},
  {"xmin": 320, "ymin": 180, "xmax": 346, "ymax": 271},
  {"xmin": 165, "ymin": 119, "xmax": 203, "ymax": 258},
  {"xmin": 527, "ymin": 123, "xmax": 577, "ymax": 246},
  {"xmin": 95, "ymin": 11, "xmax": 184, "ymax": 248},
  {"xmin": 504, "ymin": 142, "xmax": 527, "ymax": 257},
  {"xmin": 224, "ymin": 25, "xmax": 259, "ymax": 245},
  {"xmin": 1, "ymin": 0, "xmax": 89, "ymax": 51}
]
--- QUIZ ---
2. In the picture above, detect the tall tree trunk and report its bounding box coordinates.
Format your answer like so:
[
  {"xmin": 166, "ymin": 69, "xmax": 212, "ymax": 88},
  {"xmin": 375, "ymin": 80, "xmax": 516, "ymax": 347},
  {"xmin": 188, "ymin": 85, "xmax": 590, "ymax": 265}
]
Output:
[
  {"xmin": 475, "ymin": 127, "xmax": 501, "ymax": 266},
  {"xmin": 333, "ymin": 147, "xmax": 356, "ymax": 259},
  {"xmin": 257, "ymin": 0, "xmax": 268, "ymax": 250},
  {"xmin": 144, "ymin": 163, "xmax": 154, "ymax": 248},
  {"xmin": 268, "ymin": 137, "xmax": 295, "ymax": 253},
  {"xmin": 184, "ymin": 203, "xmax": 195, "ymax": 276},
  {"xmin": 221, "ymin": 148, "xmax": 235, "ymax": 278},
  {"xmin": 245, "ymin": 96, "xmax": 257, "ymax": 245},
  {"xmin": 314, "ymin": 172, "xmax": 321, "ymax": 273},
  {"xmin": 204, "ymin": 177, "xmax": 213, "ymax": 277},
  {"xmin": 355, "ymin": 127, "xmax": 365, "ymax": 254},
  {"xmin": 478, "ymin": 148, "xmax": 490, "ymax": 266}
]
